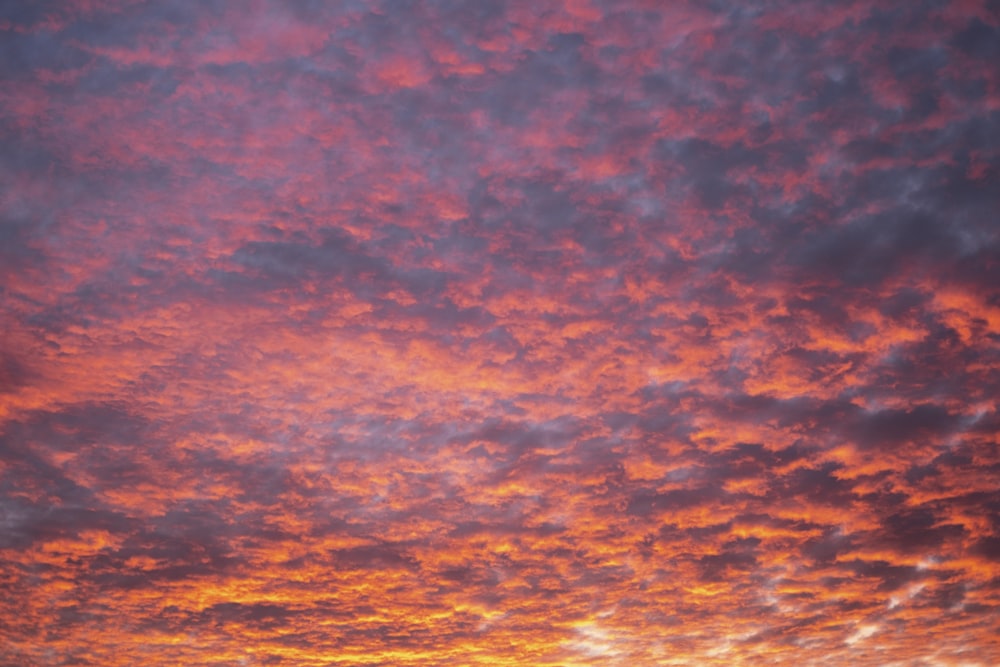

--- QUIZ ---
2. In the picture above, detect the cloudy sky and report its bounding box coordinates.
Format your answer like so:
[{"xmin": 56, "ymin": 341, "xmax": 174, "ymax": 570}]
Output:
[{"xmin": 1, "ymin": 0, "xmax": 999, "ymax": 665}]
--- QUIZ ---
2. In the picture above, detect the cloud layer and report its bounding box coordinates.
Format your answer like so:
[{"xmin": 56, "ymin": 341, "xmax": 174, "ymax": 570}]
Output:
[{"xmin": 2, "ymin": 1, "xmax": 999, "ymax": 664}]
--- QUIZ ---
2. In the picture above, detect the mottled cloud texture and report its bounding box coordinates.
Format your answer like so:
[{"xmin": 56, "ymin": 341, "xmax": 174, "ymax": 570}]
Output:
[{"xmin": 2, "ymin": 1, "xmax": 999, "ymax": 665}]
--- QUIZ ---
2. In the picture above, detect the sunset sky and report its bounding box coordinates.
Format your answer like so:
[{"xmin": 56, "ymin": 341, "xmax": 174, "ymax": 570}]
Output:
[{"xmin": 1, "ymin": 1, "xmax": 999, "ymax": 665}]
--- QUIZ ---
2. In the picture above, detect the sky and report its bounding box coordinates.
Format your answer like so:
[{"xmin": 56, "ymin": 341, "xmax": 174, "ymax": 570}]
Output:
[{"xmin": 1, "ymin": 0, "xmax": 998, "ymax": 665}]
